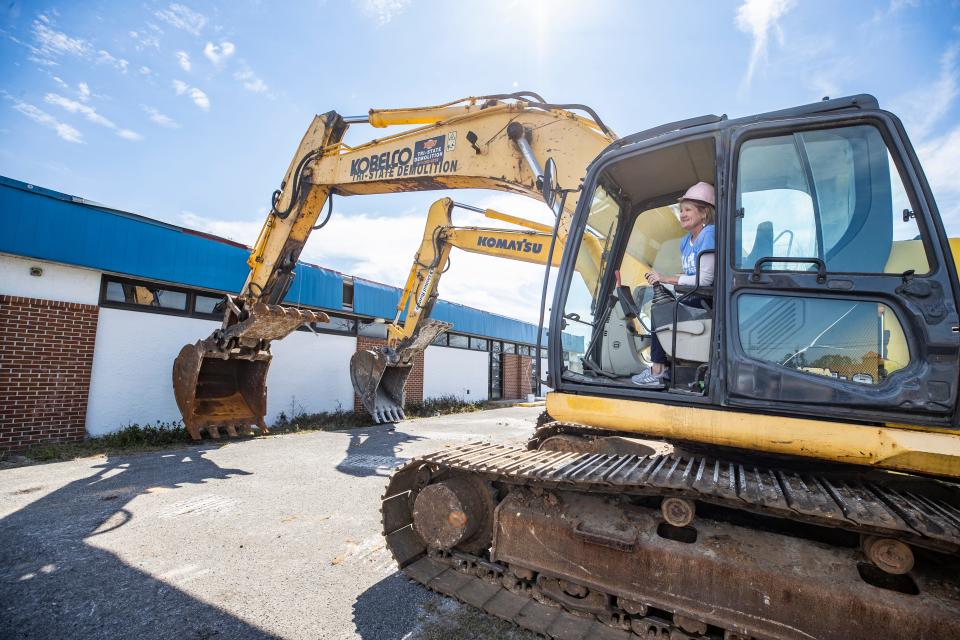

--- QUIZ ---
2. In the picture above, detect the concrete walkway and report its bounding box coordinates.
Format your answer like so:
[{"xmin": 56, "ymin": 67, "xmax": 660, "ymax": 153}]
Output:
[{"xmin": 0, "ymin": 407, "xmax": 544, "ymax": 640}]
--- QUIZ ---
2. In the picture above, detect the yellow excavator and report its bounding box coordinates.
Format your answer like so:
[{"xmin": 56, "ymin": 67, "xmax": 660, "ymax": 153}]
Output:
[
  {"xmin": 172, "ymin": 93, "xmax": 615, "ymax": 438},
  {"xmin": 351, "ymin": 196, "xmax": 614, "ymax": 422},
  {"xmin": 175, "ymin": 93, "xmax": 960, "ymax": 638}
]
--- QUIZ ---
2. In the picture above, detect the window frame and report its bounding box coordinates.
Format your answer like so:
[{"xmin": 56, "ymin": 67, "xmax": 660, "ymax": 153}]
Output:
[
  {"xmin": 729, "ymin": 117, "xmax": 936, "ymax": 278},
  {"xmin": 99, "ymin": 275, "xmax": 216, "ymax": 319},
  {"xmin": 732, "ymin": 288, "xmax": 914, "ymax": 389}
]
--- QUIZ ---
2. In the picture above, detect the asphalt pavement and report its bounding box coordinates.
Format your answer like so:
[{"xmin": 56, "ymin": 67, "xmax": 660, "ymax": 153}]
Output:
[{"xmin": 0, "ymin": 406, "xmax": 544, "ymax": 640}]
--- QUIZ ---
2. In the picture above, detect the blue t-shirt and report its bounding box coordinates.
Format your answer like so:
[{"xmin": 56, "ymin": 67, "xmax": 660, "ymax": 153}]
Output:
[{"xmin": 680, "ymin": 224, "xmax": 716, "ymax": 276}]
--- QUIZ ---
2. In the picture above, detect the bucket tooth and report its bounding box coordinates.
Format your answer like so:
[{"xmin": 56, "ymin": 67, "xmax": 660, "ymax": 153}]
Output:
[
  {"xmin": 350, "ymin": 319, "xmax": 452, "ymax": 422},
  {"xmin": 172, "ymin": 303, "xmax": 329, "ymax": 440}
]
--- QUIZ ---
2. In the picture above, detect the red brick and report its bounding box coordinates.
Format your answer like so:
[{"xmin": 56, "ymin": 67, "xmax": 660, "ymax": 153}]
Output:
[{"xmin": 0, "ymin": 295, "xmax": 97, "ymax": 451}]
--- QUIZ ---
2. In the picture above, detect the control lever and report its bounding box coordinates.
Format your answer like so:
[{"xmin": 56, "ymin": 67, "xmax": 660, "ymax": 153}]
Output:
[{"xmin": 615, "ymin": 270, "xmax": 651, "ymax": 334}]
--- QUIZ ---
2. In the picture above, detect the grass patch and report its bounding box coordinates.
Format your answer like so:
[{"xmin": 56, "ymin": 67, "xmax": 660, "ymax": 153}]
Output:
[
  {"xmin": 4, "ymin": 395, "xmax": 509, "ymax": 465},
  {"xmin": 3, "ymin": 421, "xmax": 191, "ymax": 466},
  {"xmin": 273, "ymin": 395, "xmax": 501, "ymax": 434}
]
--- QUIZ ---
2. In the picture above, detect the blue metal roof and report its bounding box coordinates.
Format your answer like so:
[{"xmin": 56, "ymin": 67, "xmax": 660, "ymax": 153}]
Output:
[
  {"xmin": 0, "ymin": 176, "xmax": 342, "ymax": 308},
  {"xmin": 0, "ymin": 175, "xmax": 579, "ymax": 348}
]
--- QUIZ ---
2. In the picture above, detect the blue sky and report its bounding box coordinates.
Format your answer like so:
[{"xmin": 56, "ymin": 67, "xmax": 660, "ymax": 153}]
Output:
[{"xmin": 1, "ymin": 0, "xmax": 959, "ymax": 322}]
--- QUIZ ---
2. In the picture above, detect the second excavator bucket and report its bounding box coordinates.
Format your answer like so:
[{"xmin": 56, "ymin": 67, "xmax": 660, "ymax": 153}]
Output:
[
  {"xmin": 350, "ymin": 319, "xmax": 452, "ymax": 423},
  {"xmin": 172, "ymin": 301, "xmax": 328, "ymax": 440}
]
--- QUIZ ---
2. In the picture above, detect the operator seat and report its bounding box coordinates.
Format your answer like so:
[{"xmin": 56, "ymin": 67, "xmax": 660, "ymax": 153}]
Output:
[
  {"xmin": 649, "ymin": 295, "xmax": 712, "ymax": 363},
  {"xmin": 744, "ymin": 221, "xmax": 774, "ymax": 267}
]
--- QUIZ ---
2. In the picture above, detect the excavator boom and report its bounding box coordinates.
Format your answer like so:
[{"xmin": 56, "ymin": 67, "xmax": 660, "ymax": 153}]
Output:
[{"xmin": 172, "ymin": 94, "xmax": 615, "ymax": 438}]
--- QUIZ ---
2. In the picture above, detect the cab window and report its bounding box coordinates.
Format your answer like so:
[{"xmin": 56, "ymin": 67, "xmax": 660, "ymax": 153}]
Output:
[{"xmin": 735, "ymin": 124, "xmax": 929, "ymax": 274}]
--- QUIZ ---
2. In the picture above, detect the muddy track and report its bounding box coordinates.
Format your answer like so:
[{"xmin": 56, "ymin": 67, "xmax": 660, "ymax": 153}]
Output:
[
  {"xmin": 381, "ymin": 460, "xmax": 709, "ymax": 640},
  {"xmin": 381, "ymin": 438, "xmax": 960, "ymax": 639}
]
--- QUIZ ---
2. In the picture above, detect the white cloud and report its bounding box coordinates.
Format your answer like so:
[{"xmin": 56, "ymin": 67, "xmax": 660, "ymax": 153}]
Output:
[
  {"xmin": 917, "ymin": 126, "xmax": 960, "ymax": 232},
  {"xmin": 96, "ymin": 49, "xmax": 129, "ymax": 73},
  {"xmin": 154, "ymin": 3, "xmax": 207, "ymax": 36},
  {"xmin": 78, "ymin": 82, "xmax": 90, "ymax": 102},
  {"xmin": 143, "ymin": 105, "xmax": 180, "ymax": 129},
  {"xmin": 45, "ymin": 93, "xmax": 114, "ymax": 127},
  {"xmin": 44, "ymin": 93, "xmax": 142, "ymax": 141},
  {"xmin": 51, "ymin": 75, "xmax": 67, "ymax": 89},
  {"xmin": 355, "ymin": 0, "xmax": 412, "ymax": 26},
  {"xmin": 177, "ymin": 192, "xmax": 557, "ymax": 323},
  {"xmin": 234, "ymin": 68, "xmax": 268, "ymax": 93},
  {"xmin": 172, "ymin": 80, "xmax": 210, "ymax": 110},
  {"xmin": 896, "ymin": 43, "xmax": 959, "ymax": 140},
  {"xmin": 31, "ymin": 19, "xmax": 91, "ymax": 59},
  {"xmin": 10, "ymin": 99, "xmax": 83, "ymax": 143},
  {"xmin": 735, "ymin": 0, "xmax": 795, "ymax": 88},
  {"xmin": 117, "ymin": 129, "xmax": 143, "ymax": 141},
  {"xmin": 176, "ymin": 50, "xmax": 192, "ymax": 71},
  {"xmin": 129, "ymin": 30, "xmax": 160, "ymax": 50},
  {"xmin": 203, "ymin": 41, "xmax": 235, "ymax": 66},
  {"xmin": 27, "ymin": 16, "xmax": 128, "ymax": 73},
  {"xmin": 139, "ymin": 65, "xmax": 153, "ymax": 76}
]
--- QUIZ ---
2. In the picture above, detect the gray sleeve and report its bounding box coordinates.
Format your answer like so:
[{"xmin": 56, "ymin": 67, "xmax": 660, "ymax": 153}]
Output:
[{"xmin": 677, "ymin": 252, "xmax": 715, "ymax": 287}]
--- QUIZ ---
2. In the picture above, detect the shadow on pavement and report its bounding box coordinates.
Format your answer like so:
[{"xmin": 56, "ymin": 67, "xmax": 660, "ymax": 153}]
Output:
[
  {"xmin": 351, "ymin": 572, "xmax": 435, "ymax": 640},
  {"xmin": 335, "ymin": 426, "xmax": 426, "ymax": 478},
  {"xmin": 0, "ymin": 448, "xmax": 277, "ymax": 640}
]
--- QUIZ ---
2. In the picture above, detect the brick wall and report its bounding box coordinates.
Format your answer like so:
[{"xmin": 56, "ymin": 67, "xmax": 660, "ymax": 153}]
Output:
[
  {"xmin": 502, "ymin": 353, "xmax": 532, "ymax": 400},
  {"xmin": 353, "ymin": 336, "xmax": 424, "ymax": 413},
  {"xmin": 0, "ymin": 295, "xmax": 99, "ymax": 450}
]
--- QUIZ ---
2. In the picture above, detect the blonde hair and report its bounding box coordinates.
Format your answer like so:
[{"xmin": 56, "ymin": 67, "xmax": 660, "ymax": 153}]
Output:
[{"xmin": 681, "ymin": 199, "xmax": 715, "ymax": 226}]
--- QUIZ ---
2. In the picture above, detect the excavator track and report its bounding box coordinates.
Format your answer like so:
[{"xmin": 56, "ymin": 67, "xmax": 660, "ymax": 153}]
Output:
[{"xmin": 382, "ymin": 439, "xmax": 960, "ymax": 639}]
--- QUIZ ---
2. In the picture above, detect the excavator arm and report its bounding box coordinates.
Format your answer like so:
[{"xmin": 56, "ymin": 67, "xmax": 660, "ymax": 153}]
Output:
[
  {"xmin": 352, "ymin": 197, "xmax": 587, "ymax": 422},
  {"xmin": 173, "ymin": 94, "xmax": 616, "ymax": 438}
]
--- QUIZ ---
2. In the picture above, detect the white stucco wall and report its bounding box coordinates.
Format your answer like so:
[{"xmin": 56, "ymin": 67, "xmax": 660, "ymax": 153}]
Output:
[
  {"xmin": 424, "ymin": 347, "xmax": 489, "ymax": 401},
  {"xmin": 265, "ymin": 330, "xmax": 357, "ymax": 420},
  {"xmin": 85, "ymin": 309, "xmax": 221, "ymax": 435},
  {"xmin": 85, "ymin": 309, "xmax": 359, "ymax": 434},
  {"xmin": 0, "ymin": 254, "xmax": 101, "ymax": 305}
]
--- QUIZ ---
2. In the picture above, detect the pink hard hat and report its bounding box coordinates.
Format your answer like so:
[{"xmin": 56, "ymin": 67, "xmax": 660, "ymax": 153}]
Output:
[{"xmin": 678, "ymin": 182, "xmax": 715, "ymax": 207}]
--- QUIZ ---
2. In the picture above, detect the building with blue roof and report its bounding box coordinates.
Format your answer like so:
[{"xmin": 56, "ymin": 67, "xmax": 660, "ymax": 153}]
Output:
[{"xmin": 0, "ymin": 176, "xmax": 582, "ymax": 448}]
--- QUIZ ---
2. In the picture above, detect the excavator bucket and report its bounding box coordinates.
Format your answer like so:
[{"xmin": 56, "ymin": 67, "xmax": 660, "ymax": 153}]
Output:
[
  {"xmin": 172, "ymin": 302, "xmax": 328, "ymax": 440},
  {"xmin": 173, "ymin": 342, "xmax": 270, "ymax": 440},
  {"xmin": 350, "ymin": 319, "xmax": 452, "ymax": 423}
]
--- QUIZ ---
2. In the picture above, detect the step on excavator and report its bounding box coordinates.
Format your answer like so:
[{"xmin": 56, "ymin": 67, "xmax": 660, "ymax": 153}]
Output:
[
  {"xmin": 172, "ymin": 92, "xmax": 615, "ymax": 439},
  {"xmin": 176, "ymin": 93, "xmax": 960, "ymax": 638}
]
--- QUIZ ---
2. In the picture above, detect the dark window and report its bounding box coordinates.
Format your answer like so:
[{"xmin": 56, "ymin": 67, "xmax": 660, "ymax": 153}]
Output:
[
  {"xmin": 343, "ymin": 279, "xmax": 355, "ymax": 310},
  {"xmin": 358, "ymin": 320, "xmax": 387, "ymax": 338},
  {"xmin": 194, "ymin": 294, "xmax": 224, "ymax": 316},
  {"xmin": 102, "ymin": 277, "xmax": 188, "ymax": 313},
  {"xmin": 432, "ymin": 333, "xmax": 448, "ymax": 346},
  {"xmin": 504, "ymin": 343, "xmax": 516, "ymax": 354},
  {"xmin": 490, "ymin": 341, "xmax": 503, "ymax": 400},
  {"xmin": 470, "ymin": 337, "xmax": 488, "ymax": 351},
  {"xmin": 300, "ymin": 313, "xmax": 357, "ymax": 334},
  {"xmin": 448, "ymin": 334, "xmax": 469, "ymax": 349}
]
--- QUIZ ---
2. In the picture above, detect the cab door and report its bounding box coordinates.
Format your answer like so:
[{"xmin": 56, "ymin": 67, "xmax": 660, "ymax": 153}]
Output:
[{"xmin": 723, "ymin": 111, "xmax": 960, "ymax": 427}]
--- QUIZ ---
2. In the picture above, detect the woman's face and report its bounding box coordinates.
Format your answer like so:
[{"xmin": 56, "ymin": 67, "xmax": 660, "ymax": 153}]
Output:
[{"xmin": 678, "ymin": 201, "xmax": 705, "ymax": 231}]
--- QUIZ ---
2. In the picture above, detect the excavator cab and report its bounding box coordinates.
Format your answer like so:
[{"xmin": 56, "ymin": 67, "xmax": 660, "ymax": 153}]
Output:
[
  {"xmin": 381, "ymin": 95, "xmax": 960, "ymax": 640},
  {"xmin": 550, "ymin": 94, "xmax": 960, "ymax": 430}
]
